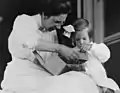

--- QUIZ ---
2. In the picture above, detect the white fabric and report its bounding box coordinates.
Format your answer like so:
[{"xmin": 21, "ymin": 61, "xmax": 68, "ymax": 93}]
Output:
[
  {"xmin": 63, "ymin": 25, "xmax": 75, "ymax": 38},
  {"xmin": 85, "ymin": 43, "xmax": 119, "ymax": 90},
  {"xmin": 1, "ymin": 14, "xmax": 100, "ymax": 93},
  {"xmin": 63, "ymin": 25, "xmax": 75, "ymax": 32}
]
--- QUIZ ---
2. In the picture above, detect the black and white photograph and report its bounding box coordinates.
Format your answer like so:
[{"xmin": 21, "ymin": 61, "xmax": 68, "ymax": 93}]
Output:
[{"xmin": 0, "ymin": 0, "xmax": 120, "ymax": 93}]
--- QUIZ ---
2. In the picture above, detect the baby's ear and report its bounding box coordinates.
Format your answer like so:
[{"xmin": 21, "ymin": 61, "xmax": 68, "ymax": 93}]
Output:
[{"xmin": 89, "ymin": 36, "xmax": 93, "ymax": 42}]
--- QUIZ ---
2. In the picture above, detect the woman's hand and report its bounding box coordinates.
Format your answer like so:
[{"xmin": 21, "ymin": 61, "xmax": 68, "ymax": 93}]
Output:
[{"xmin": 58, "ymin": 45, "xmax": 81, "ymax": 61}]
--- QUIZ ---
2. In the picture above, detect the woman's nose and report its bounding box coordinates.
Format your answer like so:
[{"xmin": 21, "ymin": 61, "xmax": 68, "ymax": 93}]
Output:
[
  {"xmin": 56, "ymin": 25, "xmax": 61, "ymax": 29},
  {"xmin": 55, "ymin": 22, "xmax": 64, "ymax": 29}
]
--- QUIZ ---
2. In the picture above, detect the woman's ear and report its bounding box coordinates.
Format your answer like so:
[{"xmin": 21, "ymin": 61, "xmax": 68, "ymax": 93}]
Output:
[
  {"xmin": 42, "ymin": 12, "xmax": 49, "ymax": 20},
  {"xmin": 44, "ymin": 15, "xmax": 49, "ymax": 20}
]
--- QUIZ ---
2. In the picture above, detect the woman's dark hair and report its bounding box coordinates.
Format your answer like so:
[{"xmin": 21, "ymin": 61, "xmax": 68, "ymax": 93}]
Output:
[
  {"xmin": 71, "ymin": 18, "xmax": 93, "ymax": 41},
  {"xmin": 17, "ymin": 0, "xmax": 72, "ymax": 16},
  {"xmin": 43, "ymin": 0, "xmax": 72, "ymax": 16}
]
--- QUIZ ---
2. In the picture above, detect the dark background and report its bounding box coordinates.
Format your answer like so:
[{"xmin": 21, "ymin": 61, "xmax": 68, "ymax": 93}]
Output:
[
  {"xmin": 0, "ymin": 0, "xmax": 120, "ymax": 89},
  {"xmin": 104, "ymin": 0, "xmax": 120, "ymax": 37},
  {"xmin": 104, "ymin": 0, "xmax": 120, "ymax": 87}
]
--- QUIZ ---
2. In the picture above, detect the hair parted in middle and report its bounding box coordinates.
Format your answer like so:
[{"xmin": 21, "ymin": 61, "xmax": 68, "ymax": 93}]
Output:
[{"xmin": 43, "ymin": 0, "xmax": 72, "ymax": 16}]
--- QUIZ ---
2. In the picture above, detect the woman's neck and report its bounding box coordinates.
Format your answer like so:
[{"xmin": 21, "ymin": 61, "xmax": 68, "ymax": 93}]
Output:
[{"xmin": 33, "ymin": 14, "xmax": 48, "ymax": 32}]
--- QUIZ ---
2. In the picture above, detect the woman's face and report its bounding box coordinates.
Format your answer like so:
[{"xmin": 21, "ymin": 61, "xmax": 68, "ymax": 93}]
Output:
[
  {"xmin": 43, "ymin": 14, "xmax": 68, "ymax": 31},
  {"xmin": 74, "ymin": 28, "xmax": 90, "ymax": 48}
]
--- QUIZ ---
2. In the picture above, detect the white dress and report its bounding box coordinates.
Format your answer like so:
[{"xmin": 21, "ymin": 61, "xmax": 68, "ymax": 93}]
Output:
[
  {"xmin": 84, "ymin": 43, "xmax": 120, "ymax": 91},
  {"xmin": 0, "ymin": 14, "xmax": 100, "ymax": 93}
]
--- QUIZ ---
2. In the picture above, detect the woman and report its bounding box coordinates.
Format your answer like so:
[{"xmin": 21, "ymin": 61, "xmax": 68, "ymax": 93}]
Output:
[{"xmin": 1, "ymin": 0, "xmax": 99, "ymax": 93}]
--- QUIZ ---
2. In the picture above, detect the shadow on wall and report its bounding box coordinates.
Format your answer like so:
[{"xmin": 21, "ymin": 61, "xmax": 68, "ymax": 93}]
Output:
[
  {"xmin": 104, "ymin": 42, "xmax": 120, "ymax": 87},
  {"xmin": 104, "ymin": 0, "xmax": 120, "ymax": 87},
  {"xmin": 0, "ymin": 20, "xmax": 12, "ymax": 89}
]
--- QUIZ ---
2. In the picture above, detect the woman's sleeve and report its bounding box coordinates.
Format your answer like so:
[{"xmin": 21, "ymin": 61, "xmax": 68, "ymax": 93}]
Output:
[
  {"xmin": 9, "ymin": 15, "xmax": 39, "ymax": 61},
  {"xmin": 88, "ymin": 43, "xmax": 111, "ymax": 63}
]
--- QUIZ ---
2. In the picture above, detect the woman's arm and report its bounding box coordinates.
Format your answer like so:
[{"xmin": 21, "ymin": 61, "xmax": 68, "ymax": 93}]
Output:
[
  {"xmin": 10, "ymin": 15, "xmax": 81, "ymax": 61},
  {"xmin": 34, "ymin": 40, "xmax": 81, "ymax": 60}
]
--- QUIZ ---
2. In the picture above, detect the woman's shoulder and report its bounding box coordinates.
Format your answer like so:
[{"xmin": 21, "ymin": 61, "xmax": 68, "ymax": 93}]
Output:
[
  {"xmin": 13, "ymin": 14, "xmax": 38, "ymax": 31},
  {"xmin": 15, "ymin": 14, "xmax": 34, "ymax": 21},
  {"xmin": 14, "ymin": 14, "xmax": 37, "ymax": 27}
]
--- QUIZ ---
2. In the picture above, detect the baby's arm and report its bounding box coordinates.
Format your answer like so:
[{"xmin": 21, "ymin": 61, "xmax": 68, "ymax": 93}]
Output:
[{"xmin": 88, "ymin": 43, "xmax": 110, "ymax": 63}]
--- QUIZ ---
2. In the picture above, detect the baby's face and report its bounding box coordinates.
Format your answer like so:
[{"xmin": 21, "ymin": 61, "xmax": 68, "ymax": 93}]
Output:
[{"xmin": 74, "ymin": 28, "xmax": 90, "ymax": 48}]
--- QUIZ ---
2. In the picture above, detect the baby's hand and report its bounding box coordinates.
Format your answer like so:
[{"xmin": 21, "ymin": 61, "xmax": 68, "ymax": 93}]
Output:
[{"xmin": 80, "ymin": 43, "xmax": 92, "ymax": 52}]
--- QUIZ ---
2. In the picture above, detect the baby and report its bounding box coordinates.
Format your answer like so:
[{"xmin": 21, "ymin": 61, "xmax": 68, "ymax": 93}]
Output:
[{"xmin": 70, "ymin": 18, "xmax": 120, "ymax": 93}]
